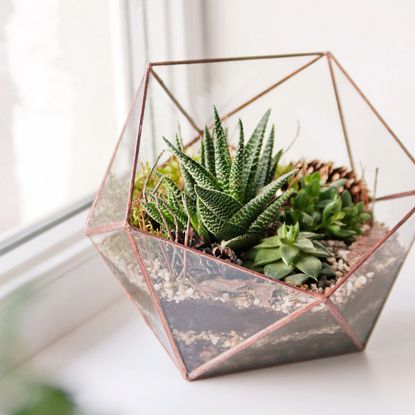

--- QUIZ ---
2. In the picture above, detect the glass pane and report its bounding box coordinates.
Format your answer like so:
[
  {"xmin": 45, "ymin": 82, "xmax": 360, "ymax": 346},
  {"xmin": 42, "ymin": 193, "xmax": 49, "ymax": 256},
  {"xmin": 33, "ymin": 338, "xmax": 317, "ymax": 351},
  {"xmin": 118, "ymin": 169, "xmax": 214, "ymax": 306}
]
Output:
[
  {"xmin": 152, "ymin": 55, "xmax": 351, "ymax": 168},
  {"xmin": 329, "ymin": 198, "xmax": 415, "ymax": 345},
  {"xmin": 332, "ymin": 60, "xmax": 415, "ymax": 198},
  {"xmin": 130, "ymin": 229, "xmax": 315, "ymax": 373},
  {"xmin": 198, "ymin": 302, "xmax": 357, "ymax": 379},
  {"xmin": 89, "ymin": 229, "xmax": 177, "ymax": 363},
  {"xmin": 86, "ymin": 77, "xmax": 146, "ymax": 229}
]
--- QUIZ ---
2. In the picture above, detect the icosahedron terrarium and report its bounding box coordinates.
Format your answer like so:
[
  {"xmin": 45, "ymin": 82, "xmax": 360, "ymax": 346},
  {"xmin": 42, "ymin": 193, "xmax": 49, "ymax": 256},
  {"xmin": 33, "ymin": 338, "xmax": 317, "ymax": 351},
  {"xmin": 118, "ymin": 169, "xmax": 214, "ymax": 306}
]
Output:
[{"xmin": 85, "ymin": 52, "xmax": 415, "ymax": 380}]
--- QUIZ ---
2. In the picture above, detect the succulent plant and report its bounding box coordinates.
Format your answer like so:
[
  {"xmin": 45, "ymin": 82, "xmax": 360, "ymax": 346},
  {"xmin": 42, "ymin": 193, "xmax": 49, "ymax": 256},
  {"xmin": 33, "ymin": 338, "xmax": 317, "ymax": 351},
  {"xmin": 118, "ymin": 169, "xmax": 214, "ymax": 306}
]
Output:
[
  {"xmin": 292, "ymin": 159, "xmax": 370, "ymax": 206},
  {"xmin": 282, "ymin": 172, "xmax": 371, "ymax": 241},
  {"xmin": 244, "ymin": 223, "xmax": 334, "ymax": 285},
  {"xmin": 140, "ymin": 108, "xmax": 296, "ymax": 251}
]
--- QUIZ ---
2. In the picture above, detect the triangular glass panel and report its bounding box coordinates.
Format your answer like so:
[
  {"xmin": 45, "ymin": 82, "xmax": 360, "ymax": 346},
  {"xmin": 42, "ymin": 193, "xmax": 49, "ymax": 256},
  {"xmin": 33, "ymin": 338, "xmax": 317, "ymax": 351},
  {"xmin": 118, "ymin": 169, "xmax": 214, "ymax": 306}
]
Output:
[
  {"xmin": 194, "ymin": 302, "xmax": 358, "ymax": 379},
  {"xmin": 330, "ymin": 57, "xmax": 415, "ymax": 198},
  {"xmin": 329, "ymin": 196, "xmax": 415, "ymax": 345},
  {"xmin": 89, "ymin": 229, "xmax": 177, "ymax": 363},
  {"xmin": 130, "ymin": 229, "xmax": 316, "ymax": 373},
  {"xmin": 86, "ymin": 74, "xmax": 148, "ymax": 230}
]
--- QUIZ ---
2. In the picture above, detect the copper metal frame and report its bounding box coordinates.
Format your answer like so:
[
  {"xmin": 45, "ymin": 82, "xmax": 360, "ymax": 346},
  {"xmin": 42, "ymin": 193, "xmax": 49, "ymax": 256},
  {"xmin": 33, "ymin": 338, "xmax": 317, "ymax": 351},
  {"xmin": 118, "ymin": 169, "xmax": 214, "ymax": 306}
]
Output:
[{"xmin": 85, "ymin": 52, "xmax": 415, "ymax": 380}]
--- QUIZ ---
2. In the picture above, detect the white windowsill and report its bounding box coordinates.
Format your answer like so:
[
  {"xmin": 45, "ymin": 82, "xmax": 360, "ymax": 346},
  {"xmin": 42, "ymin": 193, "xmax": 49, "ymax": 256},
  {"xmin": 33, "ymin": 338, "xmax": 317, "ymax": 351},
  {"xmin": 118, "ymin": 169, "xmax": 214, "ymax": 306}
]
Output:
[
  {"xmin": 1, "ymin": 243, "xmax": 414, "ymax": 414},
  {"xmin": 0, "ymin": 209, "xmax": 124, "ymax": 376}
]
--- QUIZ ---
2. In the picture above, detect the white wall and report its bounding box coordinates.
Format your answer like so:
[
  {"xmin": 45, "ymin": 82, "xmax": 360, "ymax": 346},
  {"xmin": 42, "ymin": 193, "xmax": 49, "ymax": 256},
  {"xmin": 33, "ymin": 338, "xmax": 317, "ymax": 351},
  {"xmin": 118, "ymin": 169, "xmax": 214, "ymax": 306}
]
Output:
[{"xmin": 201, "ymin": 0, "xmax": 414, "ymax": 155}]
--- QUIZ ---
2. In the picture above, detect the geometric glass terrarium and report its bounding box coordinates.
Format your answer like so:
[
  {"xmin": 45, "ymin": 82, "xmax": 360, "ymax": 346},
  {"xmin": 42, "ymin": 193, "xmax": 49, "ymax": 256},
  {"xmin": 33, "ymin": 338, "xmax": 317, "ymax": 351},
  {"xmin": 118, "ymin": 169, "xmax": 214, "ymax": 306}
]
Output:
[{"xmin": 85, "ymin": 52, "xmax": 415, "ymax": 380}]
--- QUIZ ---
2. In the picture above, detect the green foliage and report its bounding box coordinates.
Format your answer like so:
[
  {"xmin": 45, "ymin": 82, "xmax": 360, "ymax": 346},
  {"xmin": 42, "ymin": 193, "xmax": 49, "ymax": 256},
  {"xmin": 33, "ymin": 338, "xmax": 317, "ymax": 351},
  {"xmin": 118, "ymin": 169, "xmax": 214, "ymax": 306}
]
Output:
[
  {"xmin": 11, "ymin": 384, "xmax": 79, "ymax": 415},
  {"xmin": 139, "ymin": 108, "xmax": 294, "ymax": 250},
  {"xmin": 282, "ymin": 172, "xmax": 370, "ymax": 241},
  {"xmin": 130, "ymin": 160, "xmax": 182, "ymax": 234},
  {"xmin": 244, "ymin": 223, "xmax": 334, "ymax": 285}
]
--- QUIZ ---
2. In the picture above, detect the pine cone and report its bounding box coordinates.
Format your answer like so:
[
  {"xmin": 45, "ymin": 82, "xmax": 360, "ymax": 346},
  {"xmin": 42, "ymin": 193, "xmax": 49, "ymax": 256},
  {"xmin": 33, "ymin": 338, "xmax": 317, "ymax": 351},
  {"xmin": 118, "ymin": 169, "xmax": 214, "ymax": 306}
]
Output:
[
  {"xmin": 203, "ymin": 243, "xmax": 242, "ymax": 265},
  {"xmin": 292, "ymin": 159, "xmax": 370, "ymax": 208}
]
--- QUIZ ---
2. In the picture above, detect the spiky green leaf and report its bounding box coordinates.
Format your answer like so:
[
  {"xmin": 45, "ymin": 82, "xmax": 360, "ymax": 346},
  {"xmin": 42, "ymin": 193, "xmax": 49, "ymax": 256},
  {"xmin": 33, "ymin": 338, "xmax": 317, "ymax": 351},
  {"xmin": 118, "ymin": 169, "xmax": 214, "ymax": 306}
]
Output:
[
  {"xmin": 213, "ymin": 107, "xmax": 231, "ymax": 189},
  {"xmin": 203, "ymin": 127, "xmax": 215, "ymax": 175},
  {"xmin": 163, "ymin": 137, "xmax": 219, "ymax": 191},
  {"xmin": 221, "ymin": 234, "xmax": 262, "ymax": 251},
  {"xmin": 243, "ymin": 110, "xmax": 271, "ymax": 200},
  {"xmin": 200, "ymin": 137, "xmax": 206, "ymax": 168},
  {"xmin": 244, "ymin": 109, "xmax": 271, "ymax": 159},
  {"xmin": 151, "ymin": 193, "xmax": 185, "ymax": 229},
  {"xmin": 196, "ymin": 198, "xmax": 245, "ymax": 241},
  {"xmin": 228, "ymin": 120, "xmax": 245, "ymax": 201},
  {"xmin": 181, "ymin": 166, "xmax": 196, "ymax": 200},
  {"xmin": 248, "ymin": 188, "xmax": 294, "ymax": 235},
  {"xmin": 141, "ymin": 200, "xmax": 166, "ymax": 228},
  {"xmin": 232, "ymin": 170, "xmax": 296, "ymax": 230},
  {"xmin": 163, "ymin": 176, "xmax": 180, "ymax": 195},
  {"xmin": 164, "ymin": 200, "xmax": 188, "ymax": 228},
  {"xmin": 175, "ymin": 133, "xmax": 184, "ymax": 150},
  {"xmin": 266, "ymin": 149, "xmax": 283, "ymax": 183},
  {"xmin": 194, "ymin": 185, "xmax": 242, "ymax": 220},
  {"xmin": 254, "ymin": 124, "xmax": 275, "ymax": 192}
]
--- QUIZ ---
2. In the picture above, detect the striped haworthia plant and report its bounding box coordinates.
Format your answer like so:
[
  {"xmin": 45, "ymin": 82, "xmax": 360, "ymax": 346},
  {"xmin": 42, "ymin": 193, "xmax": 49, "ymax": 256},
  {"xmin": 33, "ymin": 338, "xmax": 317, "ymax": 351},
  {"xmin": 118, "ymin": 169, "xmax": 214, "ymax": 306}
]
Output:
[{"xmin": 141, "ymin": 108, "xmax": 296, "ymax": 251}]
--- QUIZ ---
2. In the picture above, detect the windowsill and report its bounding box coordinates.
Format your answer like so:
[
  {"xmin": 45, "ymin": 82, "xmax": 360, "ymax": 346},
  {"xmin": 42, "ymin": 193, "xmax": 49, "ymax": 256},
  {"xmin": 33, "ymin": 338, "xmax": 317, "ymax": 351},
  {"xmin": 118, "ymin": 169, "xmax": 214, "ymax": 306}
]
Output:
[
  {"xmin": 1, "ymin": 247, "xmax": 414, "ymax": 414},
  {"xmin": 0, "ymin": 209, "xmax": 124, "ymax": 376}
]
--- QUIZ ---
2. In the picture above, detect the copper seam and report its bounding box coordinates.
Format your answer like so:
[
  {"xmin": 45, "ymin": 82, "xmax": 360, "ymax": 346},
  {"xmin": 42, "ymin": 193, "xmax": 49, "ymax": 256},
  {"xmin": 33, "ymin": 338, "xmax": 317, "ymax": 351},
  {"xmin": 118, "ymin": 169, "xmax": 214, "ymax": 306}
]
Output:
[
  {"xmin": 325, "ymin": 205, "xmax": 415, "ymax": 298},
  {"xmin": 87, "ymin": 236, "xmax": 181, "ymax": 369},
  {"xmin": 127, "ymin": 294, "xmax": 182, "ymax": 367},
  {"xmin": 126, "ymin": 65, "xmax": 152, "ymax": 223},
  {"xmin": 331, "ymin": 55, "xmax": 415, "ymax": 165},
  {"xmin": 325, "ymin": 298, "xmax": 364, "ymax": 350},
  {"xmin": 85, "ymin": 221, "xmax": 126, "ymax": 236},
  {"xmin": 326, "ymin": 53, "xmax": 356, "ymax": 171},
  {"xmin": 150, "ymin": 52, "xmax": 326, "ymax": 67},
  {"xmin": 361, "ymin": 235, "xmax": 415, "ymax": 347},
  {"xmin": 189, "ymin": 300, "xmax": 320, "ymax": 380},
  {"xmin": 150, "ymin": 67, "xmax": 203, "ymax": 134},
  {"xmin": 375, "ymin": 189, "xmax": 415, "ymax": 202},
  {"xmin": 131, "ymin": 227, "xmax": 320, "ymax": 300},
  {"xmin": 184, "ymin": 54, "xmax": 324, "ymax": 150},
  {"xmin": 85, "ymin": 76, "xmax": 144, "ymax": 229},
  {"xmin": 125, "ymin": 228, "xmax": 189, "ymax": 379}
]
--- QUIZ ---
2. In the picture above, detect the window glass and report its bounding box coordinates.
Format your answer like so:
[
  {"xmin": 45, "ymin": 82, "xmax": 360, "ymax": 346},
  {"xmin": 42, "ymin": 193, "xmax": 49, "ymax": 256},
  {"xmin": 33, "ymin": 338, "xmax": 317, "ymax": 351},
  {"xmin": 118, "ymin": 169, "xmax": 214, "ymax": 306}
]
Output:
[{"xmin": 0, "ymin": 0, "xmax": 132, "ymax": 244}]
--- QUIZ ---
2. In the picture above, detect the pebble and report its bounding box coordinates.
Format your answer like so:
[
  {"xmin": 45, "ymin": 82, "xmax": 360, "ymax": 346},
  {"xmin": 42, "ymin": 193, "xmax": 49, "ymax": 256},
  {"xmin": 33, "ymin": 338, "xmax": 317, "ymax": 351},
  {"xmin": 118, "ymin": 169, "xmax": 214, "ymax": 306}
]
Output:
[
  {"xmin": 346, "ymin": 282, "xmax": 354, "ymax": 296},
  {"xmin": 355, "ymin": 275, "xmax": 367, "ymax": 288},
  {"xmin": 211, "ymin": 336, "xmax": 220, "ymax": 345},
  {"xmin": 107, "ymin": 224, "xmax": 393, "ymax": 329}
]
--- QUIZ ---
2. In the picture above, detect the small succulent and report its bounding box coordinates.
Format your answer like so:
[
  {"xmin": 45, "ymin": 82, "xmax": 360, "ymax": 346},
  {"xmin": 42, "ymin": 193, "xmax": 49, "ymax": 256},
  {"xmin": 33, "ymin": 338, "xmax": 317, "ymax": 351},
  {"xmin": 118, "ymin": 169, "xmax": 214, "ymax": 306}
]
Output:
[
  {"xmin": 244, "ymin": 223, "xmax": 334, "ymax": 285},
  {"xmin": 140, "ymin": 108, "xmax": 296, "ymax": 251},
  {"xmin": 282, "ymin": 172, "xmax": 370, "ymax": 240}
]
